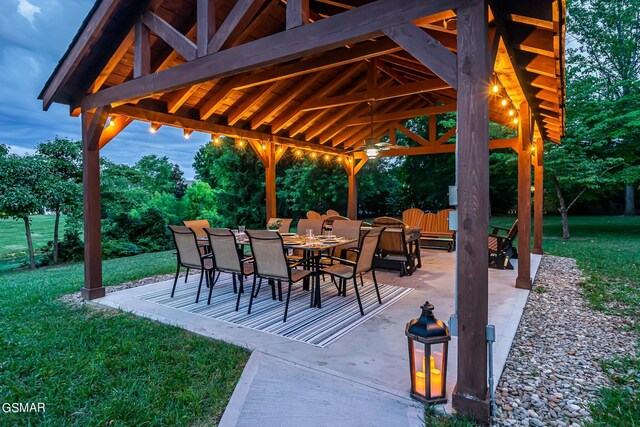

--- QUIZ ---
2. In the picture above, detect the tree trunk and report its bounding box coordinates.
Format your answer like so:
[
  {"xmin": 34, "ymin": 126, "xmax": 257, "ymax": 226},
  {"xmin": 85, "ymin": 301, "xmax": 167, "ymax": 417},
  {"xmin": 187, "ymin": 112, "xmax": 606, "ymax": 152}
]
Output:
[
  {"xmin": 23, "ymin": 216, "xmax": 36, "ymax": 269},
  {"xmin": 624, "ymin": 185, "xmax": 635, "ymax": 216},
  {"xmin": 53, "ymin": 208, "xmax": 61, "ymax": 264},
  {"xmin": 551, "ymin": 176, "xmax": 570, "ymax": 240}
]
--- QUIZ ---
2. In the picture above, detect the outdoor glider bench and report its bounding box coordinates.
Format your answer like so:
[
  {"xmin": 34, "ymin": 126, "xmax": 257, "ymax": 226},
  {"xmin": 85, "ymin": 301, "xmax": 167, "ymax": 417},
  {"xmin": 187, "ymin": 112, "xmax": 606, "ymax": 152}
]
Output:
[
  {"xmin": 488, "ymin": 220, "xmax": 519, "ymax": 270},
  {"xmin": 402, "ymin": 208, "xmax": 456, "ymax": 252}
]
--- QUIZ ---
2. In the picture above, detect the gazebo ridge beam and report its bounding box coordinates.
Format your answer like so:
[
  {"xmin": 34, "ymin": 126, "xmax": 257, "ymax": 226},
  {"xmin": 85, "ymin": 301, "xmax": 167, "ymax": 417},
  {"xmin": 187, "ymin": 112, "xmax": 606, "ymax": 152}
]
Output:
[{"xmin": 81, "ymin": 0, "xmax": 471, "ymax": 110}]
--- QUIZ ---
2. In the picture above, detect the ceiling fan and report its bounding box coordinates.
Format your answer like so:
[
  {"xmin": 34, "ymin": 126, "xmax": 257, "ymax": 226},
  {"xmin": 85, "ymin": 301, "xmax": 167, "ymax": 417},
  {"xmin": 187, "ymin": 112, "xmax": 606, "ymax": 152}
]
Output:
[{"xmin": 347, "ymin": 101, "xmax": 406, "ymax": 159}]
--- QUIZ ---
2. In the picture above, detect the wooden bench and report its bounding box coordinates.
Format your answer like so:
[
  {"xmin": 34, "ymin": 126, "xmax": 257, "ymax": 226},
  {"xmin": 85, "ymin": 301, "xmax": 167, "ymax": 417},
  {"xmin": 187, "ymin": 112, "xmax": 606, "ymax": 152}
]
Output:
[{"xmin": 420, "ymin": 209, "xmax": 455, "ymax": 252}]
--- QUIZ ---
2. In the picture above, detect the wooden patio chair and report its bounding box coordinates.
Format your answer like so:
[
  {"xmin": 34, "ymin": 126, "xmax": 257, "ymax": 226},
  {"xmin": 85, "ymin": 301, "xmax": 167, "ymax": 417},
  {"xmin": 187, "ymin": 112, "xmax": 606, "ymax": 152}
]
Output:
[
  {"xmin": 326, "ymin": 209, "xmax": 341, "ymax": 216},
  {"xmin": 420, "ymin": 209, "xmax": 456, "ymax": 251},
  {"xmin": 245, "ymin": 230, "xmax": 314, "ymax": 322},
  {"xmin": 320, "ymin": 227, "xmax": 385, "ymax": 316},
  {"xmin": 488, "ymin": 219, "xmax": 519, "ymax": 270},
  {"xmin": 372, "ymin": 217, "xmax": 419, "ymax": 276},
  {"xmin": 204, "ymin": 228, "xmax": 254, "ymax": 310},
  {"xmin": 168, "ymin": 225, "xmax": 214, "ymax": 304},
  {"xmin": 266, "ymin": 218, "xmax": 293, "ymax": 232},
  {"xmin": 402, "ymin": 208, "xmax": 425, "ymax": 230},
  {"xmin": 183, "ymin": 219, "xmax": 210, "ymax": 239},
  {"xmin": 306, "ymin": 210, "xmax": 322, "ymax": 220}
]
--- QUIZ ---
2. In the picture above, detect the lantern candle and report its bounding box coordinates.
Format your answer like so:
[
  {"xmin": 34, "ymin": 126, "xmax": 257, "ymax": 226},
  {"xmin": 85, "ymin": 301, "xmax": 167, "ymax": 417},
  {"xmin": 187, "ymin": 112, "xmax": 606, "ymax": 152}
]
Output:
[
  {"xmin": 430, "ymin": 368, "xmax": 442, "ymax": 396},
  {"xmin": 415, "ymin": 371, "xmax": 426, "ymax": 395},
  {"xmin": 430, "ymin": 355, "xmax": 435, "ymax": 370}
]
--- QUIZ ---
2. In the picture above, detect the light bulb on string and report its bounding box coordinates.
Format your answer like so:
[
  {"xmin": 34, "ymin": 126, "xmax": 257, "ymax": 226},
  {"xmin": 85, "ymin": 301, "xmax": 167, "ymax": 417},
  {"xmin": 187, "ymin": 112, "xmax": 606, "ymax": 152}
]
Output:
[
  {"xmin": 513, "ymin": 118, "xmax": 519, "ymax": 125},
  {"xmin": 508, "ymin": 109, "xmax": 515, "ymax": 117},
  {"xmin": 492, "ymin": 84, "xmax": 499, "ymax": 94},
  {"xmin": 501, "ymin": 99, "xmax": 508, "ymax": 107}
]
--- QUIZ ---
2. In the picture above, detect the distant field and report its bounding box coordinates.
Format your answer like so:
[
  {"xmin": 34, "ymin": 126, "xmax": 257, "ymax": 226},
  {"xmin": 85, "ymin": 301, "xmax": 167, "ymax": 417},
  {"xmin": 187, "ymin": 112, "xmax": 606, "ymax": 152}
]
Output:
[{"xmin": 0, "ymin": 215, "xmax": 66, "ymax": 270}]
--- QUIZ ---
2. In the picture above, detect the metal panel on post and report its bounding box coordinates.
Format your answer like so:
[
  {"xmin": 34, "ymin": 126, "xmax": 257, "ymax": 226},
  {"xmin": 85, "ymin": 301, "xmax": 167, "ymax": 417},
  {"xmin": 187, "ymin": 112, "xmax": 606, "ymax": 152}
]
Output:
[
  {"xmin": 81, "ymin": 108, "xmax": 107, "ymax": 300},
  {"xmin": 516, "ymin": 102, "xmax": 533, "ymax": 289},
  {"xmin": 452, "ymin": 0, "xmax": 491, "ymax": 422}
]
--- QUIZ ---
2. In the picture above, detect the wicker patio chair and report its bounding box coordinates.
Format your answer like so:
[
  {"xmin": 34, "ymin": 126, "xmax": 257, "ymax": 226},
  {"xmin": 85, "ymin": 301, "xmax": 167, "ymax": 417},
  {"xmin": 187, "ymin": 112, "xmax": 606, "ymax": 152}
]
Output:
[
  {"xmin": 246, "ymin": 230, "xmax": 314, "ymax": 322},
  {"xmin": 320, "ymin": 227, "xmax": 385, "ymax": 316},
  {"xmin": 204, "ymin": 228, "xmax": 254, "ymax": 310},
  {"xmin": 488, "ymin": 219, "xmax": 519, "ymax": 270},
  {"xmin": 168, "ymin": 225, "xmax": 214, "ymax": 303},
  {"xmin": 267, "ymin": 217, "xmax": 293, "ymax": 233}
]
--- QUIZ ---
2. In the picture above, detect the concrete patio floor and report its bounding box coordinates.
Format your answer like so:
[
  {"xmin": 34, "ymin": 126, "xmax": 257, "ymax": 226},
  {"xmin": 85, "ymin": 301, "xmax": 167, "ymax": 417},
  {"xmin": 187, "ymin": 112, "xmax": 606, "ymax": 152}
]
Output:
[{"xmin": 94, "ymin": 250, "xmax": 541, "ymax": 425}]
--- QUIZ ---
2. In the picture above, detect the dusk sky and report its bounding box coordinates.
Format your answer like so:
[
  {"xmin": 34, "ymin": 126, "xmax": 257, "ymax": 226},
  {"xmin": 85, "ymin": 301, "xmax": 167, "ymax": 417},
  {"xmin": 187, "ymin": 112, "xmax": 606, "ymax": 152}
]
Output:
[{"xmin": 0, "ymin": 0, "xmax": 206, "ymax": 178}]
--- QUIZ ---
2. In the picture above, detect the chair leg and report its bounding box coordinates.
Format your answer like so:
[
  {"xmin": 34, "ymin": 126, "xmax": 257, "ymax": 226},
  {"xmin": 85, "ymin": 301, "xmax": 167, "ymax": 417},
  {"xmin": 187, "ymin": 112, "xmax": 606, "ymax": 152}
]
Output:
[
  {"xmin": 360, "ymin": 275, "xmax": 364, "ymax": 287},
  {"xmin": 270, "ymin": 278, "xmax": 276, "ymax": 300},
  {"xmin": 195, "ymin": 270, "xmax": 204, "ymax": 303},
  {"xmin": 207, "ymin": 270, "xmax": 216, "ymax": 305},
  {"xmin": 352, "ymin": 277, "xmax": 364, "ymax": 316},
  {"xmin": 371, "ymin": 270, "xmax": 382, "ymax": 304},
  {"xmin": 284, "ymin": 281, "xmax": 293, "ymax": 322},
  {"xmin": 235, "ymin": 275, "xmax": 244, "ymax": 311},
  {"xmin": 277, "ymin": 279, "xmax": 283, "ymax": 301},
  {"xmin": 248, "ymin": 275, "xmax": 258, "ymax": 314},
  {"xmin": 232, "ymin": 274, "xmax": 238, "ymax": 293},
  {"xmin": 184, "ymin": 267, "xmax": 189, "ymax": 283},
  {"xmin": 171, "ymin": 264, "xmax": 180, "ymax": 298}
]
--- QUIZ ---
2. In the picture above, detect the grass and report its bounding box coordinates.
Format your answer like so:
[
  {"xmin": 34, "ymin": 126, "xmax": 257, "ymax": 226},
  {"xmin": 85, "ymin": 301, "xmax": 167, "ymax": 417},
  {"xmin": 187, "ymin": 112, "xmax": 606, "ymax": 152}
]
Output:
[
  {"xmin": 0, "ymin": 250, "xmax": 249, "ymax": 425},
  {"xmin": 0, "ymin": 215, "xmax": 66, "ymax": 271},
  {"xmin": 491, "ymin": 214, "xmax": 640, "ymax": 426}
]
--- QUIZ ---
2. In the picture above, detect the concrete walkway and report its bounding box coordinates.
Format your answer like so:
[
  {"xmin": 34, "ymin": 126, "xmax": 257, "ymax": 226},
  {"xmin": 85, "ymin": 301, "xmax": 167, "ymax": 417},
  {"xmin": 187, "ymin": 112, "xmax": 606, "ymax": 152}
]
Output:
[{"xmin": 94, "ymin": 250, "xmax": 541, "ymax": 425}]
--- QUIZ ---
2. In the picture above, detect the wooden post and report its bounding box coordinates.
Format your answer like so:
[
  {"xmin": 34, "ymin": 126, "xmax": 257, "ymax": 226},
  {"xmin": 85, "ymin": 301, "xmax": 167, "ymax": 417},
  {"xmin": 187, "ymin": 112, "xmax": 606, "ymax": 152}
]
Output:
[
  {"xmin": 286, "ymin": 0, "xmax": 309, "ymax": 29},
  {"xmin": 516, "ymin": 101, "xmax": 533, "ymax": 289},
  {"xmin": 533, "ymin": 139, "xmax": 544, "ymax": 255},
  {"xmin": 264, "ymin": 143, "xmax": 277, "ymax": 223},
  {"xmin": 197, "ymin": 0, "xmax": 216, "ymax": 57},
  {"xmin": 452, "ymin": 0, "xmax": 491, "ymax": 422},
  {"xmin": 81, "ymin": 108, "xmax": 109, "ymax": 300},
  {"xmin": 346, "ymin": 159, "xmax": 357, "ymax": 219}
]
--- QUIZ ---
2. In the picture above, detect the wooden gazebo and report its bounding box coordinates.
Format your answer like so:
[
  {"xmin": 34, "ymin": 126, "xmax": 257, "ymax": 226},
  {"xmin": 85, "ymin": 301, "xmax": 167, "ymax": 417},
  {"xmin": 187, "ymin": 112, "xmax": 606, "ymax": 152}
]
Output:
[{"xmin": 40, "ymin": 0, "xmax": 565, "ymax": 421}]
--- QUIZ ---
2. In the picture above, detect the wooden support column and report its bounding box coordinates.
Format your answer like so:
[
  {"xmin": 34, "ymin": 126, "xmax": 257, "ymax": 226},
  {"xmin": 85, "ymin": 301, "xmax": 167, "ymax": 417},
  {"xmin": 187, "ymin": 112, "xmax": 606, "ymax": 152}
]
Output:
[
  {"xmin": 81, "ymin": 107, "xmax": 110, "ymax": 300},
  {"xmin": 134, "ymin": 20, "xmax": 150, "ymax": 78},
  {"xmin": 533, "ymin": 139, "xmax": 544, "ymax": 254},
  {"xmin": 197, "ymin": 0, "xmax": 216, "ymax": 57},
  {"xmin": 516, "ymin": 101, "xmax": 533, "ymax": 289},
  {"xmin": 452, "ymin": 1, "xmax": 491, "ymax": 423},
  {"xmin": 247, "ymin": 140, "xmax": 286, "ymax": 223},
  {"xmin": 286, "ymin": 0, "xmax": 309, "ymax": 29},
  {"xmin": 343, "ymin": 156, "xmax": 367, "ymax": 219}
]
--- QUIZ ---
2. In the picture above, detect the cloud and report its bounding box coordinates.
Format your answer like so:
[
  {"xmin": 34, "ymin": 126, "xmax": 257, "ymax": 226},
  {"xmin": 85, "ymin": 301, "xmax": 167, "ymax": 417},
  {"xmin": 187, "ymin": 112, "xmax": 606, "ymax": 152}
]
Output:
[
  {"xmin": 7, "ymin": 144, "xmax": 36, "ymax": 156},
  {"xmin": 17, "ymin": 0, "xmax": 40, "ymax": 25}
]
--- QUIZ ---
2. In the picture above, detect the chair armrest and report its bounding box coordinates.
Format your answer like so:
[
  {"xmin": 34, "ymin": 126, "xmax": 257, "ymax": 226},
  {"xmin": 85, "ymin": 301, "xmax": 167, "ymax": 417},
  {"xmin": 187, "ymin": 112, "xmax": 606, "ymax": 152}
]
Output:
[
  {"xmin": 490, "ymin": 225, "xmax": 511, "ymax": 233},
  {"xmin": 345, "ymin": 248, "xmax": 360, "ymax": 254},
  {"xmin": 241, "ymin": 256, "xmax": 254, "ymax": 263},
  {"xmin": 288, "ymin": 256, "xmax": 316, "ymax": 268},
  {"xmin": 323, "ymin": 256, "xmax": 356, "ymax": 266}
]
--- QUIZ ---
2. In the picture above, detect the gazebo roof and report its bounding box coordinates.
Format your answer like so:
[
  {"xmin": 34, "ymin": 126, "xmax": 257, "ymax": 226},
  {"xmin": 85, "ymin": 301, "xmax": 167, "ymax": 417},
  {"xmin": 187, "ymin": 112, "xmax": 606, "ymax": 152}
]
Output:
[{"xmin": 40, "ymin": 0, "xmax": 565, "ymax": 153}]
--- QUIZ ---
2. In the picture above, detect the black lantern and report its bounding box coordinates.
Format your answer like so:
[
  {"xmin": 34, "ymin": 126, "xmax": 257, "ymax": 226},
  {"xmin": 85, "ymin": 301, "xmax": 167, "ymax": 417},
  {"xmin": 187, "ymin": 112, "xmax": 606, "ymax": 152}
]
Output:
[{"xmin": 405, "ymin": 301, "xmax": 450, "ymax": 404}]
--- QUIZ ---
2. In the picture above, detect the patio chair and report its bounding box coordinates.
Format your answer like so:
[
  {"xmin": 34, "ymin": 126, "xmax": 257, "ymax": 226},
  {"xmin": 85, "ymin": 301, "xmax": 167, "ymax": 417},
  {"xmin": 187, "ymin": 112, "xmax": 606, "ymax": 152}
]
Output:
[
  {"xmin": 488, "ymin": 219, "xmax": 519, "ymax": 270},
  {"xmin": 331, "ymin": 219, "xmax": 362, "ymax": 260},
  {"xmin": 372, "ymin": 217, "xmax": 420, "ymax": 276},
  {"xmin": 306, "ymin": 210, "xmax": 323, "ymax": 220},
  {"xmin": 322, "ymin": 215, "xmax": 350, "ymax": 232},
  {"xmin": 320, "ymin": 227, "xmax": 385, "ymax": 316},
  {"xmin": 204, "ymin": 228, "xmax": 254, "ymax": 310},
  {"xmin": 420, "ymin": 209, "xmax": 456, "ymax": 251},
  {"xmin": 326, "ymin": 209, "xmax": 341, "ymax": 216},
  {"xmin": 267, "ymin": 217, "xmax": 293, "ymax": 233},
  {"xmin": 245, "ymin": 230, "xmax": 314, "ymax": 322},
  {"xmin": 297, "ymin": 218, "xmax": 324, "ymax": 236},
  {"xmin": 168, "ymin": 225, "xmax": 214, "ymax": 304},
  {"xmin": 402, "ymin": 208, "xmax": 425, "ymax": 230},
  {"xmin": 182, "ymin": 219, "xmax": 211, "ymax": 281}
]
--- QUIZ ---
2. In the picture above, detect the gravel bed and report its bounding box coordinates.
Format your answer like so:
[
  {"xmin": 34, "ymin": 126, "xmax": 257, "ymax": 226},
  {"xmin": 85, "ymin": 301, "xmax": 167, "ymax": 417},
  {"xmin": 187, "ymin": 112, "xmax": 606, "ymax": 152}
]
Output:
[
  {"xmin": 493, "ymin": 255, "xmax": 636, "ymax": 427},
  {"xmin": 59, "ymin": 272, "xmax": 183, "ymax": 306}
]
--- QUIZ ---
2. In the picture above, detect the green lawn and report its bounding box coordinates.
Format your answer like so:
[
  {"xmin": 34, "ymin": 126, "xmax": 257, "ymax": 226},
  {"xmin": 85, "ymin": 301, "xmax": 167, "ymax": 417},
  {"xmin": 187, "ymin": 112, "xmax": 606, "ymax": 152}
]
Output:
[
  {"xmin": 492, "ymin": 214, "xmax": 640, "ymax": 426},
  {"xmin": 0, "ymin": 215, "xmax": 66, "ymax": 270},
  {"xmin": 0, "ymin": 250, "xmax": 249, "ymax": 425}
]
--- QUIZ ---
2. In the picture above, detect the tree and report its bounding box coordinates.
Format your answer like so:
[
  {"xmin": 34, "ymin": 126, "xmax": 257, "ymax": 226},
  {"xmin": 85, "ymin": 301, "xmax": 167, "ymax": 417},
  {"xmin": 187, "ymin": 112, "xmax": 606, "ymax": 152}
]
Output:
[
  {"xmin": 36, "ymin": 137, "xmax": 82, "ymax": 264},
  {"xmin": 568, "ymin": 0, "xmax": 640, "ymax": 214},
  {"xmin": 135, "ymin": 155, "xmax": 187, "ymax": 198},
  {"xmin": 0, "ymin": 154, "xmax": 48, "ymax": 268}
]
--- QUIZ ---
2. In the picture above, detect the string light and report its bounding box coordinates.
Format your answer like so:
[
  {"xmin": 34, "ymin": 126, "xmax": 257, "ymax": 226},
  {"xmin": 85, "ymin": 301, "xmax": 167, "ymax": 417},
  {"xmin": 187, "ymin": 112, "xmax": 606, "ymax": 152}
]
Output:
[
  {"xmin": 295, "ymin": 149, "xmax": 303, "ymax": 158},
  {"xmin": 277, "ymin": 147, "xmax": 283, "ymax": 153},
  {"xmin": 108, "ymin": 117, "xmax": 116, "ymax": 127},
  {"xmin": 531, "ymin": 145, "xmax": 536, "ymax": 153},
  {"xmin": 492, "ymin": 84, "xmax": 499, "ymax": 94},
  {"xmin": 310, "ymin": 152, "xmax": 317, "ymax": 159},
  {"xmin": 337, "ymin": 156, "xmax": 342, "ymax": 163},
  {"xmin": 324, "ymin": 154, "xmax": 330, "ymax": 161},
  {"xmin": 508, "ymin": 109, "xmax": 515, "ymax": 117},
  {"xmin": 513, "ymin": 118, "xmax": 519, "ymax": 124},
  {"xmin": 183, "ymin": 129, "xmax": 193, "ymax": 139},
  {"xmin": 261, "ymin": 143, "xmax": 266, "ymax": 150},
  {"xmin": 149, "ymin": 123, "xmax": 160, "ymax": 133},
  {"xmin": 501, "ymin": 99, "xmax": 508, "ymax": 107},
  {"xmin": 237, "ymin": 139, "xmax": 245, "ymax": 149},
  {"xmin": 211, "ymin": 135, "xmax": 222, "ymax": 146}
]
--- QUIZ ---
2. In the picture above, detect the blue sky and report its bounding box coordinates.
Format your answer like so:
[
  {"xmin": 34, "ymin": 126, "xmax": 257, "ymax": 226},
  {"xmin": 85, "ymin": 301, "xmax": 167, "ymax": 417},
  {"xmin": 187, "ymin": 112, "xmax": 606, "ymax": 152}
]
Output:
[{"xmin": 0, "ymin": 0, "xmax": 204, "ymax": 178}]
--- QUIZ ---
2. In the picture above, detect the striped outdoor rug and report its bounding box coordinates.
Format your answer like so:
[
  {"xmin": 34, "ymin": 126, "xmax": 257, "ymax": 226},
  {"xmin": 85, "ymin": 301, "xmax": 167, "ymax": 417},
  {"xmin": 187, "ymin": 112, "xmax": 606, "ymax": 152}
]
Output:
[{"xmin": 137, "ymin": 273, "xmax": 412, "ymax": 347}]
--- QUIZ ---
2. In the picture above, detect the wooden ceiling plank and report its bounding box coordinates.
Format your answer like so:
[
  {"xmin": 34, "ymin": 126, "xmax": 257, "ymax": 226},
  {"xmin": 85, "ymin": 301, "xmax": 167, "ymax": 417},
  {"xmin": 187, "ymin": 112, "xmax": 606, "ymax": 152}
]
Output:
[
  {"xmin": 90, "ymin": 30, "xmax": 134, "ymax": 93},
  {"xmin": 227, "ymin": 82, "xmax": 277, "ymax": 126},
  {"xmin": 199, "ymin": 78, "xmax": 238, "ymax": 120},
  {"xmin": 167, "ymin": 85, "xmax": 200, "ymax": 113},
  {"xmin": 141, "ymin": 10, "xmax": 197, "ymax": 61},
  {"xmin": 506, "ymin": 13, "xmax": 554, "ymax": 31},
  {"xmin": 346, "ymin": 103, "xmax": 456, "ymax": 126},
  {"xmin": 82, "ymin": 0, "xmax": 469, "ymax": 110}
]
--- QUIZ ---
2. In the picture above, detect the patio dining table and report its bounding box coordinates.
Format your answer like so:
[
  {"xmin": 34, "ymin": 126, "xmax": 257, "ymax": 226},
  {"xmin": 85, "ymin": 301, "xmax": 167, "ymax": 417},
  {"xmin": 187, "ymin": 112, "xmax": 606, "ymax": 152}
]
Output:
[{"xmin": 198, "ymin": 233, "xmax": 358, "ymax": 309}]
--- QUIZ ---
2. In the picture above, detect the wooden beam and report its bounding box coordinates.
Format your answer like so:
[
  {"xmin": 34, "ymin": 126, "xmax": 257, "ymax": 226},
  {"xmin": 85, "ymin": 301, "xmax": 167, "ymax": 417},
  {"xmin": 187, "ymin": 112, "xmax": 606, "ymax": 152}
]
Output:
[
  {"xmin": 82, "ymin": 0, "xmax": 469, "ymax": 110},
  {"xmin": 99, "ymin": 116, "xmax": 133, "ymax": 149},
  {"xmin": 81, "ymin": 108, "xmax": 107, "ymax": 300},
  {"xmin": 134, "ymin": 20, "xmax": 151, "ymax": 78},
  {"xmin": 111, "ymin": 104, "xmax": 344, "ymax": 154},
  {"xmin": 287, "ymin": 0, "xmax": 310, "ymax": 29},
  {"xmin": 396, "ymin": 123, "xmax": 429, "ymax": 146},
  {"xmin": 89, "ymin": 31, "xmax": 134, "ymax": 94},
  {"xmin": 429, "ymin": 115, "xmax": 437, "ymax": 144},
  {"xmin": 302, "ymin": 79, "xmax": 450, "ymax": 111},
  {"xmin": 207, "ymin": 0, "xmax": 267, "ymax": 54},
  {"xmin": 141, "ymin": 11, "xmax": 197, "ymax": 61},
  {"xmin": 435, "ymin": 126, "xmax": 457, "ymax": 145},
  {"xmin": 516, "ymin": 100, "xmax": 533, "ymax": 290},
  {"xmin": 346, "ymin": 103, "xmax": 456, "ymax": 126},
  {"xmin": 199, "ymin": 78, "xmax": 238, "ymax": 120},
  {"xmin": 378, "ymin": 137, "xmax": 515, "ymax": 157},
  {"xmin": 197, "ymin": 0, "xmax": 216, "ymax": 57},
  {"xmin": 167, "ymin": 85, "xmax": 201, "ymax": 114},
  {"xmin": 452, "ymin": 1, "xmax": 490, "ymax": 422},
  {"xmin": 383, "ymin": 23, "xmax": 458, "ymax": 89},
  {"xmin": 533, "ymin": 138, "xmax": 544, "ymax": 255},
  {"xmin": 265, "ymin": 142, "xmax": 277, "ymax": 221}
]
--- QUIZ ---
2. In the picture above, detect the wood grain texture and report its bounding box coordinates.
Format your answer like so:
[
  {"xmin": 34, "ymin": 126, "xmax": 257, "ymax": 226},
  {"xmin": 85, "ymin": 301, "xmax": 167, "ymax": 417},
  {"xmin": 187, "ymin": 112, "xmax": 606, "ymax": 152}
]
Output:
[
  {"xmin": 516, "ymin": 101, "xmax": 532, "ymax": 289},
  {"xmin": 134, "ymin": 20, "xmax": 150, "ymax": 78},
  {"xmin": 141, "ymin": 11, "xmax": 197, "ymax": 61},
  {"xmin": 452, "ymin": 0, "xmax": 490, "ymax": 421},
  {"xmin": 287, "ymin": 0, "xmax": 310, "ymax": 29},
  {"xmin": 197, "ymin": 0, "xmax": 216, "ymax": 57}
]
